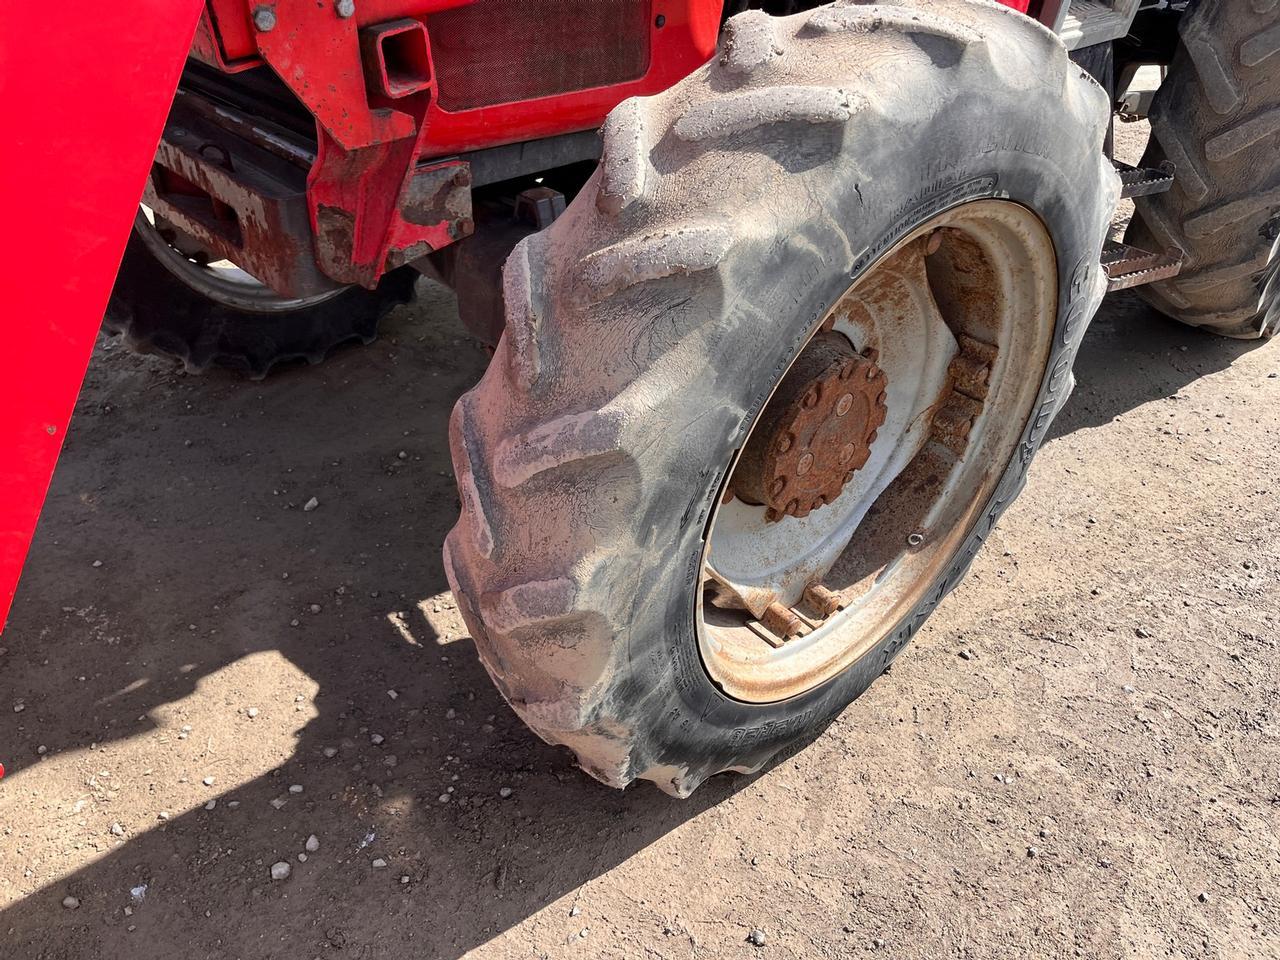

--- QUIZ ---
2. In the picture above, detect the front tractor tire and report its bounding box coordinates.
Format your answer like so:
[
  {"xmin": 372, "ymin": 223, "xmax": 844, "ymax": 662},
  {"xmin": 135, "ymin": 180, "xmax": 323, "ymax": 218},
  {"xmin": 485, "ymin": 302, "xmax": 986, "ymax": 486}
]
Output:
[{"xmin": 445, "ymin": 1, "xmax": 1118, "ymax": 795}]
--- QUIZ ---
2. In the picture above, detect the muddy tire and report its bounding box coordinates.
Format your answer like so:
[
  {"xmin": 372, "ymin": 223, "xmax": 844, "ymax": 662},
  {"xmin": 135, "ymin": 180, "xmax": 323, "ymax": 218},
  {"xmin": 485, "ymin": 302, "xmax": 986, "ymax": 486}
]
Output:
[
  {"xmin": 104, "ymin": 226, "xmax": 417, "ymax": 379},
  {"xmin": 445, "ymin": 1, "xmax": 1117, "ymax": 795},
  {"xmin": 1124, "ymin": 0, "xmax": 1280, "ymax": 338}
]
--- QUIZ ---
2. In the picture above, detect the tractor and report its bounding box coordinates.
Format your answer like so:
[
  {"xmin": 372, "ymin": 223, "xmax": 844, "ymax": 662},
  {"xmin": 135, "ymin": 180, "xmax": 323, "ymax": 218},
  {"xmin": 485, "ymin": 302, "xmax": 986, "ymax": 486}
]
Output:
[{"xmin": 2, "ymin": 0, "xmax": 1276, "ymax": 795}]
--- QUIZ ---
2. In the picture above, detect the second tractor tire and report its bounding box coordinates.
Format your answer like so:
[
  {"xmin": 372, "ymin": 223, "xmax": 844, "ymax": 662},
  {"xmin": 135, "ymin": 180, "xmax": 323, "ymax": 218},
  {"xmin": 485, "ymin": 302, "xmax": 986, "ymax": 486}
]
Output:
[{"xmin": 1124, "ymin": 0, "xmax": 1280, "ymax": 338}]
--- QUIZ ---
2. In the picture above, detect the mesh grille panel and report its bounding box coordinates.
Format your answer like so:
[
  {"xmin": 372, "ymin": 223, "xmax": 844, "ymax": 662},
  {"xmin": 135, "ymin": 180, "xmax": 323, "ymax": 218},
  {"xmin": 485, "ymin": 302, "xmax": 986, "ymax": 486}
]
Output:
[{"xmin": 428, "ymin": 0, "xmax": 653, "ymax": 112}]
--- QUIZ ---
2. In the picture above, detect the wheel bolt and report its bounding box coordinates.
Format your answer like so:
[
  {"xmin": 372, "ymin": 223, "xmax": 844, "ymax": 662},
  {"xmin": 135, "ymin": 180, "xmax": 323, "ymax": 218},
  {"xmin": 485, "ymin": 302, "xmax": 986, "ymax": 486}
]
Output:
[
  {"xmin": 796, "ymin": 453, "xmax": 814, "ymax": 476},
  {"xmin": 836, "ymin": 393, "xmax": 853, "ymax": 417}
]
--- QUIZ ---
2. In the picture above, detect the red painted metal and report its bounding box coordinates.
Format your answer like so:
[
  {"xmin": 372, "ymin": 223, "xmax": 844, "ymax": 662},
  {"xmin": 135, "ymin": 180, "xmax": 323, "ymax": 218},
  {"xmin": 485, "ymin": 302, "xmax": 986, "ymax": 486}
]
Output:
[
  {"xmin": 240, "ymin": 0, "xmax": 720, "ymax": 285},
  {"xmin": 0, "ymin": 0, "xmax": 205, "ymax": 629}
]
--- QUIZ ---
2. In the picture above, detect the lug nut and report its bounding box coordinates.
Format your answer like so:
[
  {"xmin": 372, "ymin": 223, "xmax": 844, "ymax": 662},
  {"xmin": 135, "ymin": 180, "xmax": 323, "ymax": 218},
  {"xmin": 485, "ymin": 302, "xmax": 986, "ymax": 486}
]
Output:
[
  {"xmin": 762, "ymin": 602, "xmax": 803, "ymax": 639},
  {"xmin": 335, "ymin": 0, "xmax": 355, "ymax": 17},
  {"xmin": 252, "ymin": 5, "xmax": 277, "ymax": 31},
  {"xmin": 803, "ymin": 583, "xmax": 845, "ymax": 618}
]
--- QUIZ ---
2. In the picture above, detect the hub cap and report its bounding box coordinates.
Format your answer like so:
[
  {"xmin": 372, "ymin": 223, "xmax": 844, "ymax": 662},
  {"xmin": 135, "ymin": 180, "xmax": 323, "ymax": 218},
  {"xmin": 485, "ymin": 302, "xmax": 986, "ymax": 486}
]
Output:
[
  {"xmin": 698, "ymin": 200, "xmax": 1057, "ymax": 702},
  {"xmin": 730, "ymin": 333, "xmax": 888, "ymax": 522}
]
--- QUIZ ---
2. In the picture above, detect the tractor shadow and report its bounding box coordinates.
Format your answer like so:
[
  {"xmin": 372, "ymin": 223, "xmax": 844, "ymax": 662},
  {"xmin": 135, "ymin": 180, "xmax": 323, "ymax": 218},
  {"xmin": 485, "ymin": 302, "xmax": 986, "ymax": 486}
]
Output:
[
  {"xmin": 1047, "ymin": 288, "xmax": 1269, "ymax": 440},
  {"xmin": 0, "ymin": 281, "xmax": 1267, "ymax": 958}
]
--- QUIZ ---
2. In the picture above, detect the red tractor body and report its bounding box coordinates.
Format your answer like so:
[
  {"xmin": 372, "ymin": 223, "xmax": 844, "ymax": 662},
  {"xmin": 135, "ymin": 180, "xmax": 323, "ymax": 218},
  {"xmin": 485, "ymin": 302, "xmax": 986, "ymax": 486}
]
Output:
[{"xmin": 1, "ymin": 0, "xmax": 1056, "ymax": 627}]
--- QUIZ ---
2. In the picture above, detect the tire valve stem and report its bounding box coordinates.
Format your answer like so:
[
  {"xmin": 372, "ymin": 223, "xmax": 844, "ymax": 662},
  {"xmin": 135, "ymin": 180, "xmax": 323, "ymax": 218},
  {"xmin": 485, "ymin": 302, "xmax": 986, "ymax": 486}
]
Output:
[{"xmin": 907, "ymin": 532, "xmax": 925, "ymax": 547}]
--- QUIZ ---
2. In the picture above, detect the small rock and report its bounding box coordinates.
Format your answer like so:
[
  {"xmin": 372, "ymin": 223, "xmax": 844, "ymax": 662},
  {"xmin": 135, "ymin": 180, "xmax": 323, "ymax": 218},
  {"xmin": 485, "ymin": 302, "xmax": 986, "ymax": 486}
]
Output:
[
  {"xmin": 62, "ymin": 896, "xmax": 80, "ymax": 910},
  {"xmin": 959, "ymin": 649, "xmax": 974, "ymax": 661},
  {"xmin": 397, "ymin": 451, "xmax": 408, "ymax": 460},
  {"xmin": 323, "ymin": 746, "xmax": 338, "ymax": 758},
  {"xmin": 298, "ymin": 852, "xmax": 308, "ymax": 863},
  {"xmin": 303, "ymin": 497, "xmax": 319, "ymax": 512},
  {"xmin": 92, "ymin": 560, "xmax": 103, "ymax": 568},
  {"xmin": 872, "ymin": 938, "xmax": 886, "ymax": 950},
  {"xmin": 247, "ymin": 707, "xmax": 259, "ymax": 719},
  {"xmin": 569, "ymin": 904, "xmax": 581, "ymax": 917},
  {"xmin": 36, "ymin": 744, "xmax": 47, "ymax": 755},
  {"xmin": 1123, "ymin": 684, "xmax": 1136, "ymax": 694},
  {"xmin": 438, "ymin": 794, "xmax": 450, "ymax": 803},
  {"xmin": 13, "ymin": 701, "xmax": 25, "ymax": 714},
  {"xmin": 288, "ymin": 784, "xmax": 303, "ymax": 794},
  {"xmin": 747, "ymin": 929, "xmax": 766, "ymax": 947},
  {"xmin": 205, "ymin": 800, "xmax": 216, "ymax": 811},
  {"xmin": 370, "ymin": 734, "xmax": 385, "ymax": 746},
  {"xmin": 400, "ymin": 875, "xmax": 410, "ymax": 885},
  {"xmin": 270, "ymin": 798, "xmax": 287, "ymax": 810},
  {"xmin": 110, "ymin": 822, "xmax": 125, "ymax": 837},
  {"xmin": 387, "ymin": 690, "xmax": 398, "ymax": 700},
  {"xmin": 202, "ymin": 776, "xmax": 215, "ymax": 787},
  {"xmin": 270, "ymin": 861, "xmax": 291, "ymax": 881},
  {"xmin": 1135, "ymin": 627, "xmax": 1152, "ymax": 639},
  {"xmin": 1027, "ymin": 846, "xmax": 1039, "ymax": 858},
  {"xmin": 1198, "ymin": 891, "xmax": 1210, "ymax": 903},
  {"xmin": 445, "ymin": 708, "xmax": 457, "ymax": 720},
  {"xmin": 157, "ymin": 811, "xmax": 170, "ymax": 821},
  {"xmin": 309, "ymin": 604, "xmax": 321, "ymax": 615},
  {"xmin": 305, "ymin": 834, "xmax": 320, "ymax": 853},
  {"xmin": 499, "ymin": 786, "xmax": 513, "ymax": 799},
  {"xmin": 371, "ymin": 858, "xmax": 388, "ymax": 869}
]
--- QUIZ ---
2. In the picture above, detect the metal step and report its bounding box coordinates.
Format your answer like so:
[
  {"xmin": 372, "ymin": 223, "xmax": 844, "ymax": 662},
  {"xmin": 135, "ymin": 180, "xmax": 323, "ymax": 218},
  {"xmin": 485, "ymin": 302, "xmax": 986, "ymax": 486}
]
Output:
[
  {"xmin": 1102, "ymin": 241, "xmax": 1183, "ymax": 292},
  {"xmin": 1115, "ymin": 160, "xmax": 1175, "ymax": 199}
]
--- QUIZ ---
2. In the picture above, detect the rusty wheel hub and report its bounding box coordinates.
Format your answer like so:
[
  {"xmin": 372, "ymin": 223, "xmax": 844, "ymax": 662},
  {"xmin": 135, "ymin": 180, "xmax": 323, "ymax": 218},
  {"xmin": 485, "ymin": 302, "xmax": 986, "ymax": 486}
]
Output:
[{"xmin": 731, "ymin": 332, "xmax": 888, "ymax": 521}]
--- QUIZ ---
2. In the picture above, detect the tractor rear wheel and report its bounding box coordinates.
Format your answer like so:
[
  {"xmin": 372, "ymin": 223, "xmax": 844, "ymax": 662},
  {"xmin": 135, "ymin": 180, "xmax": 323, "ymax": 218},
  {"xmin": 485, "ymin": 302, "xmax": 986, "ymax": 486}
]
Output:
[
  {"xmin": 445, "ymin": 1, "xmax": 1118, "ymax": 795},
  {"xmin": 1124, "ymin": 0, "xmax": 1280, "ymax": 338},
  {"xmin": 104, "ymin": 211, "xmax": 417, "ymax": 378}
]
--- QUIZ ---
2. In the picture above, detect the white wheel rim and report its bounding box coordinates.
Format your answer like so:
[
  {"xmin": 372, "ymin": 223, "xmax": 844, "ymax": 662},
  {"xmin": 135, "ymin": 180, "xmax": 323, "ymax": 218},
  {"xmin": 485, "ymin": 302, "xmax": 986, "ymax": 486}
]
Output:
[{"xmin": 697, "ymin": 200, "xmax": 1058, "ymax": 703}]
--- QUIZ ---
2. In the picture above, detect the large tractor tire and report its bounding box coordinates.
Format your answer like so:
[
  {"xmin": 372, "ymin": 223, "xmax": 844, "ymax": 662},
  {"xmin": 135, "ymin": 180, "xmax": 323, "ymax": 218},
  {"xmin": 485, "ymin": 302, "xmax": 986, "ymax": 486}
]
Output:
[
  {"xmin": 445, "ymin": 0, "xmax": 1118, "ymax": 795},
  {"xmin": 104, "ymin": 215, "xmax": 417, "ymax": 378},
  {"xmin": 1124, "ymin": 0, "xmax": 1280, "ymax": 338}
]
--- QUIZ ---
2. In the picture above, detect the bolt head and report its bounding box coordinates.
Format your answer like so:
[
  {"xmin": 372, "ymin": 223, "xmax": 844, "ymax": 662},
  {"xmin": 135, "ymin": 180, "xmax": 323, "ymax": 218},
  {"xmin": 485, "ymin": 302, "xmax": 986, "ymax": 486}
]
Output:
[
  {"xmin": 796, "ymin": 453, "xmax": 814, "ymax": 476},
  {"xmin": 335, "ymin": 0, "xmax": 355, "ymax": 17},
  {"xmin": 839, "ymin": 443, "xmax": 856, "ymax": 464},
  {"xmin": 775, "ymin": 433, "xmax": 792, "ymax": 454},
  {"xmin": 768, "ymin": 477, "xmax": 786, "ymax": 498},
  {"xmin": 252, "ymin": 6, "xmax": 276, "ymax": 31},
  {"xmin": 836, "ymin": 393, "xmax": 854, "ymax": 417}
]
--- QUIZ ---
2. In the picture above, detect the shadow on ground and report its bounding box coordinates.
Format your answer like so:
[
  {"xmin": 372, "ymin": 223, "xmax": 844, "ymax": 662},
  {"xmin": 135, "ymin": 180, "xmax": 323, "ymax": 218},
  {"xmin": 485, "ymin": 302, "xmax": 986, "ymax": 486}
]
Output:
[{"xmin": 0, "ymin": 283, "xmax": 1267, "ymax": 957}]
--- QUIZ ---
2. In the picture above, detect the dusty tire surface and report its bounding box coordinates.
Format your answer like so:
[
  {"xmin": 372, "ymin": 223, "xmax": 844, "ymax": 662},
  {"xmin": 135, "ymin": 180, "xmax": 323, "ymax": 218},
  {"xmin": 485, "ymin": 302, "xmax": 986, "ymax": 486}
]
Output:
[
  {"xmin": 104, "ymin": 229, "xmax": 418, "ymax": 379},
  {"xmin": 1124, "ymin": 0, "xmax": 1280, "ymax": 339},
  {"xmin": 445, "ymin": 0, "xmax": 1118, "ymax": 795}
]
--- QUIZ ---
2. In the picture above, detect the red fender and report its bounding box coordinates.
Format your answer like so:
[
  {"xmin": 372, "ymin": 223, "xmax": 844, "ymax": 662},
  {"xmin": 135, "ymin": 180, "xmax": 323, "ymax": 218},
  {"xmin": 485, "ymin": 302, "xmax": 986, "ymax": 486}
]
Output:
[{"xmin": 0, "ymin": 1, "xmax": 205, "ymax": 627}]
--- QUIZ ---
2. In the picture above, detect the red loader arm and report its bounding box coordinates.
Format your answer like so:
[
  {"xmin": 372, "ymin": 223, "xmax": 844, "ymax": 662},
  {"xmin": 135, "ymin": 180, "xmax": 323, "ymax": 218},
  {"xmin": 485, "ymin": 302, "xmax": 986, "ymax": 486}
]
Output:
[{"xmin": 0, "ymin": 1, "xmax": 206, "ymax": 628}]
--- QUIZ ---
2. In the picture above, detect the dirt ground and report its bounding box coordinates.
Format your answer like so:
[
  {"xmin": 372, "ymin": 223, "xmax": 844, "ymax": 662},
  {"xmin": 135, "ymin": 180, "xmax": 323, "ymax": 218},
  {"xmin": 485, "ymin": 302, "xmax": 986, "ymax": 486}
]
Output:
[{"xmin": 3, "ymin": 121, "xmax": 1280, "ymax": 959}]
